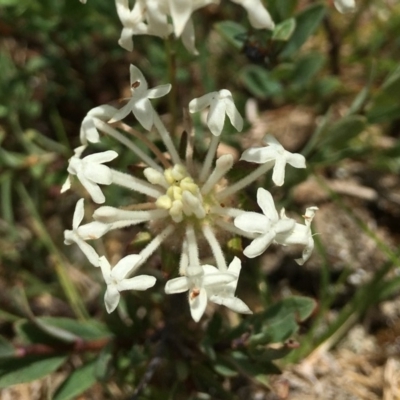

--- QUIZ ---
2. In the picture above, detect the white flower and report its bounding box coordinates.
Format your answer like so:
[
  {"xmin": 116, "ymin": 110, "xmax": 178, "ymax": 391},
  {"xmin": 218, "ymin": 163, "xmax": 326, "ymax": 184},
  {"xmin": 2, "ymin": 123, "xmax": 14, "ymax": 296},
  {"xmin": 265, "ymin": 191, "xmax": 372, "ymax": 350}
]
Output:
[
  {"xmin": 189, "ymin": 89, "xmax": 243, "ymax": 136},
  {"xmin": 165, "ymin": 265, "xmax": 235, "ymax": 322},
  {"xmin": 80, "ymin": 105, "xmax": 118, "ymax": 145},
  {"xmin": 240, "ymin": 135, "xmax": 306, "ymax": 186},
  {"xmin": 66, "ymin": 148, "xmax": 118, "ymax": 204},
  {"xmin": 334, "ymin": 0, "xmax": 356, "ymax": 13},
  {"xmin": 230, "ymin": 0, "xmax": 275, "ymax": 30},
  {"xmin": 275, "ymin": 206, "xmax": 318, "ymax": 265},
  {"xmin": 207, "ymin": 257, "xmax": 252, "ymax": 314},
  {"xmin": 110, "ymin": 65, "xmax": 171, "ymax": 131},
  {"xmin": 64, "ymin": 199, "xmax": 109, "ymax": 267},
  {"xmin": 100, "ymin": 255, "xmax": 156, "ymax": 313},
  {"xmin": 116, "ymin": 0, "xmax": 149, "ymax": 51},
  {"xmin": 234, "ymin": 188, "xmax": 295, "ymax": 258}
]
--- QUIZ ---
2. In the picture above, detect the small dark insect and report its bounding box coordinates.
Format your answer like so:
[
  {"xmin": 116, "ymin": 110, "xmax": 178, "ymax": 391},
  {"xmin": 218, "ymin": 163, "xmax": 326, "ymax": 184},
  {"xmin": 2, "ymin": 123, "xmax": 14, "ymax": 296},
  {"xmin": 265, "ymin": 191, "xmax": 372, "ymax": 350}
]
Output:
[{"xmin": 235, "ymin": 31, "xmax": 284, "ymax": 68}]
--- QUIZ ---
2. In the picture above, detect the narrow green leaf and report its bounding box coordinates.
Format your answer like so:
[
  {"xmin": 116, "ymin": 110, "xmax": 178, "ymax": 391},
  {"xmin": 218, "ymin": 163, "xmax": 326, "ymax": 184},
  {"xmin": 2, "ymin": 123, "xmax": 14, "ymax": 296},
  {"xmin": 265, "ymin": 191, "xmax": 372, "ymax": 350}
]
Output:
[
  {"xmin": 53, "ymin": 360, "xmax": 97, "ymax": 400},
  {"xmin": 0, "ymin": 335, "xmax": 15, "ymax": 359},
  {"xmin": 214, "ymin": 20, "xmax": 247, "ymax": 49},
  {"xmin": 281, "ymin": 4, "xmax": 327, "ymax": 58},
  {"xmin": 240, "ymin": 65, "xmax": 283, "ymax": 98},
  {"xmin": 272, "ymin": 18, "xmax": 296, "ymax": 41},
  {"xmin": 0, "ymin": 355, "xmax": 66, "ymax": 388},
  {"xmin": 319, "ymin": 115, "xmax": 366, "ymax": 149}
]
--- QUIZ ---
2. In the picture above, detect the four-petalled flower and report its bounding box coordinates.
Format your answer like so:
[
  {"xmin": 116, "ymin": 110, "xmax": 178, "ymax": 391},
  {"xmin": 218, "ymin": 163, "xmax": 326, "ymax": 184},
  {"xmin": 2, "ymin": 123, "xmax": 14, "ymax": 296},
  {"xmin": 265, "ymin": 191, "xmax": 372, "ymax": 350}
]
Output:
[
  {"xmin": 234, "ymin": 188, "xmax": 296, "ymax": 258},
  {"xmin": 189, "ymin": 89, "xmax": 243, "ymax": 136},
  {"xmin": 110, "ymin": 64, "xmax": 171, "ymax": 131},
  {"xmin": 64, "ymin": 199, "xmax": 109, "ymax": 267},
  {"xmin": 165, "ymin": 265, "xmax": 235, "ymax": 322},
  {"xmin": 240, "ymin": 135, "xmax": 306, "ymax": 186},
  {"xmin": 100, "ymin": 254, "xmax": 156, "ymax": 313}
]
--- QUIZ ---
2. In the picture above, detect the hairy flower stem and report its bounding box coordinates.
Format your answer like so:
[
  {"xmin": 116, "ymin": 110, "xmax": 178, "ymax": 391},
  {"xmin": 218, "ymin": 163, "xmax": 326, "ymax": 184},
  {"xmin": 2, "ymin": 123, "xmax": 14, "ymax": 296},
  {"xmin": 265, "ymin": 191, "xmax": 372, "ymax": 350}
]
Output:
[
  {"xmin": 134, "ymin": 224, "xmax": 176, "ymax": 271},
  {"xmin": 153, "ymin": 112, "xmax": 181, "ymax": 165},
  {"xmin": 186, "ymin": 224, "xmax": 200, "ymax": 268},
  {"xmin": 165, "ymin": 37, "xmax": 178, "ymax": 136},
  {"xmin": 202, "ymin": 225, "xmax": 227, "ymax": 272},
  {"xmin": 111, "ymin": 170, "xmax": 163, "ymax": 198},
  {"xmin": 94, "ymin": 119, "xmax": 161, "ymax": 171},
  {"xmin": 199, "ymin": 134, "xmax": 220, "ymax": 182},
  {"xmin": 216, "ymin": 160, "xmax": 275, "ymax": 200}
]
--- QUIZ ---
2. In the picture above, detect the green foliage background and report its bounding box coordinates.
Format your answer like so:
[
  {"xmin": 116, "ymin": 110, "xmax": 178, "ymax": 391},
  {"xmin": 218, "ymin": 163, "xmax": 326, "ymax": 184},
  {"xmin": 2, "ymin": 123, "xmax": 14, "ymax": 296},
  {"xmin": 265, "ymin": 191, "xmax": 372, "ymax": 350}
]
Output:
[{"xmin": 0, "ymin": 0, "xmax": 400, "ymax": 398}]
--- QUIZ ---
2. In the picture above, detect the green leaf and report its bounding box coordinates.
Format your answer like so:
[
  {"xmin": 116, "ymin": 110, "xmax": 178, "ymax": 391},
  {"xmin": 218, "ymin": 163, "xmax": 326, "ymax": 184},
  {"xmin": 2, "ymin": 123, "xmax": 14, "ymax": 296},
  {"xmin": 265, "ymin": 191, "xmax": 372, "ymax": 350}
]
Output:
[
  {"xmin": 16, "ymin": 317, "xmax": 111, "ymax": 345},
  {"xmin": 53, "ymin": 360, "xmax": 97, "ymax": 400},
  {"xmin": 94, "ymin": 342, "xmax": 114, "ymax": 381},
  {"xmin": 214, "ymin": 357, "xmax": 238, "ymax": 378},
  {"xmin": 291, "ymin": 53, "xmax": 325, "ymax": 87},
  {"xmin": 281, "ymin": 4, "xmax": 327, "ymax": 58},
  {"xmin": 0, "ymin": 355, "xmax": 66, "ymax": 388},
  {"xmin": 367, "ymin": 66, "xmax": 400, "ymax": 123},
  {"xmin": 0, "ymin": 335, "xmax": 15, "ymax": 359},
  {"xmin": 214, "ymin": 20, "xmax": 247, "ymax": 49},
  {"xmin": 319, "ymin": 115, "xmax": 366, "ymax": 149},
  {"xmin": 264, "ymin": 313, "xmax": 298, "ymax": 343},
  {"xmin": 266, "ymin": 296, "xmax": 317, "ymax": 322},
  {"xmin": 272, "ymin": 18, "xmax": 296, "ymax": 42},
  {"xmin": 240, "ymin": 65, "xmax": 283, "ymax": 98}
]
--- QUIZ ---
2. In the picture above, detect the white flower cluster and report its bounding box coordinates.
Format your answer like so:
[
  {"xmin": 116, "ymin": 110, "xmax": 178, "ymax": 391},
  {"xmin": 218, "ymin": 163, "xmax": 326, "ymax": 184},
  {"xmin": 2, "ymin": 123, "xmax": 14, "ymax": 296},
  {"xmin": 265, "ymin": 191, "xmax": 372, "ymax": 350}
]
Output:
[
  {"xmin": 63, "ymin": 64, "xmax": 317, "ymax": 322},
  {"xmin": 81, "ymin": 0, "xmax": 356, "ymax": 54}
]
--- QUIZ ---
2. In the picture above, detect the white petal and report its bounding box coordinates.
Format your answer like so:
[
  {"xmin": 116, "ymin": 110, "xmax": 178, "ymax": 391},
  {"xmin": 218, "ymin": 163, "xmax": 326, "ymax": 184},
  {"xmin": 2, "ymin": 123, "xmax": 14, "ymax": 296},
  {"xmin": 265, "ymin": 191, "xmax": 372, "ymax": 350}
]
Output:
[
  {"xmin": 61, "ymin": 175, "xmax": 71, "ymax": 193},
  {"xmin": 169, "ymin": 0, "xmax": 192, "ymax": 37},
  {"xmin": 109, "ymin": 98, "xmax": 136, "ymax": 122},
  {"xmin": 257, "ymin": 188, "xmax": 278, "ymax": 221},
  {"xmin": 276, "ymin": 224, "xmax": 309, "ymax": 246},
  {"xmin": 334, "ymin": 0, "xmax": 356, "ymax": 13},
  {"xmin": 286, "ymin": 152, "xmax": 306, "ymax": 169},
  {"xmin": 104, "ymin": 285, "xmax": 120, "ymax": 313},
  {"xmin": 234, "ymin": 212, "xmax": 270, "ymax": 234},
  {"xmin": 84, "ymin": 150, "xmax": 118, "ymax": 164},
  {"xmin": 295, "ymin": 237, "xmax": 314, "ymax": 265},
  {"xmin": 244, "ymin": 231, "xmax": 275, "ymax": 258},
  {"xmin": 202, "ymin": 272, "xmax": 235, "ymax": 287},
  {"xmin": 223, "ymin": 95, "xmax": 243, "ymax": 132},
  {"xmin": 146, "ymin": 0, "xmax": 170, "ymax": 37},
  {"xmin": 232, "ymin": 0, "xmax": 275, "ymax": 30},
  {"xmin": 189, "ymin": 288, "xmax": 207, "ymax": 322},
  {"xmin": 83, "ymin": 164, "xmax": 113, "ymax": 185},
  {"xmin": 130, "ymin": 64, "xmax": 148, "ymax": 93},
  {"xmin": 117, "ymin": 275, "xmax": 156, "ymax": 291},
  {"xmin": 113, "ymin": 254, "xmax": 142, "ymax": 280},
  {"xmin": 146, "ymin": 84, "xmax": 172, "ymax": 99},
  {"xmin": 77, "ymin": 173, "xmax": 105, "ymax": 204},
  {"xmin": 180, "ymin": 18, "xmax": 198, "ymax": 55},
  {"xmin": 207, "ymin": 97, "xmax": 225, "ymax": 136},
  {"xmin": 165, "ymin": 277, "xmax": 189, "ymax": 293},
  {"xmin": 77, "ymin": 221, "xmax": 109, "ymax": 240},
  {"xmin": 74, "ymin": 237, "xmax": 100, "ymax": 267},
  {"xmin": 240, "ymin": 147, "xmax": 277, "ymax": 163},
  {"xmin": 272, "ymin": 155, "xmax": 286, "ymax": 186},
  {"xmin": 188, "ymin": 93, "xmax": 215, "ymax": 113},
  {"xmin": 72, "ymin": 198, "xmax": 85, "ymax": 229},
  {"xmin": 211, "ymin": 295, "xmax": 252, "ymax": 314},
  {"xmin": 263, "ymin": 134, "xmax": 281, "ymax": 147},
  {"xmin": 132, "ymin": 98, "xmax": 154, "ymax": 131},
  {"xmin": 99, "ymin": 256, "xmax": 112, "ymax": 284},
  {"xmin": 118, "ymin": 27, "xmax": 134, "ymax": 51},
  {"xmin": 80, "ymin": 118, "xmax": 99, "ymax": 144},
  {"xmin": 274, "ymin": 218, "xmax": 296, "ymax": 234}
]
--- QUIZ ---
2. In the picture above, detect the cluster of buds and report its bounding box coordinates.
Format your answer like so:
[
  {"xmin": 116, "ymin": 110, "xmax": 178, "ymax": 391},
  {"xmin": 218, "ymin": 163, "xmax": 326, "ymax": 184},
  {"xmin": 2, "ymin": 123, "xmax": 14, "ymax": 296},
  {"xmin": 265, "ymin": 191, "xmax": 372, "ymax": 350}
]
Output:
[{"xmin": 63, "ymin": 64, "xmax": 318, "ymax": 322}]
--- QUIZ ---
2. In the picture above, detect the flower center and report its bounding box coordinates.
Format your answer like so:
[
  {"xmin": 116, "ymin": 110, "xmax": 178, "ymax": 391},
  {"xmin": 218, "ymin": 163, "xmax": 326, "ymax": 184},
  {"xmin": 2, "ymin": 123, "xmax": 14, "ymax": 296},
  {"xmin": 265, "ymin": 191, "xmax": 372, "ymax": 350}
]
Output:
[{"xmin": 153, "ymin": 164, "xmax": 209, "ymax": 223}]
